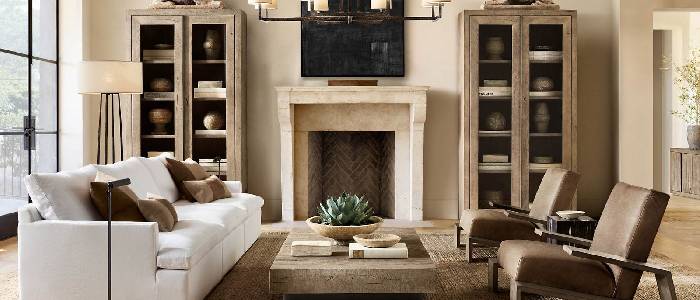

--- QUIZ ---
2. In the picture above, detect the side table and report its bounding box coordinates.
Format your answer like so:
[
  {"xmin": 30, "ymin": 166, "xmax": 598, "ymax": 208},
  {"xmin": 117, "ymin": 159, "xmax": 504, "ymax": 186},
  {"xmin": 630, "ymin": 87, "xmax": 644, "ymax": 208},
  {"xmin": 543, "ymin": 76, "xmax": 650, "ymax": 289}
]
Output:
[{"xmin": 546, "ymin": 216, "xmax": 597, "ymax": 244}]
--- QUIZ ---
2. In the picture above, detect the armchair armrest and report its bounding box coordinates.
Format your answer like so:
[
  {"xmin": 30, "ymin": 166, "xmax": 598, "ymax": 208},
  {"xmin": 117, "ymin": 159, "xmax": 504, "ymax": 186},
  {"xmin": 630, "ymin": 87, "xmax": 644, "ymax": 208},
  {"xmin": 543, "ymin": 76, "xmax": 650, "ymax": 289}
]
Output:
[
  {"xmin": 503, "ymin": 210, "xmax": 547, "ymax": 225},
  {"xmin": 563, "ymin": 245, "xmax": 671, "ymax": 275},
  {"xmin": 534, "ymin": 228, "xmax": 592, "ymax": 248},
  {"xmin": 224, "ymin": 180, "xmax": 243, "ymax": 193},
  {"xmin": 488, "ymin": 201, "xmax": 529, "ymax": 214},
  {"xmin": 18, "ymin": 220, "xmax": 159, "ymax": 299}
]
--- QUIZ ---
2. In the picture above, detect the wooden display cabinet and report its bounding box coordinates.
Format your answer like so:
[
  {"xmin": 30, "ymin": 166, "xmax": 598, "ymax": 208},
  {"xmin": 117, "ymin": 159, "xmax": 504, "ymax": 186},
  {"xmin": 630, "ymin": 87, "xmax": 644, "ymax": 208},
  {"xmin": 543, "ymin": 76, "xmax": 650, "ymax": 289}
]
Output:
[{"xmin": 460, "ymin": 10, "xmax": 577, "ymax": 211}]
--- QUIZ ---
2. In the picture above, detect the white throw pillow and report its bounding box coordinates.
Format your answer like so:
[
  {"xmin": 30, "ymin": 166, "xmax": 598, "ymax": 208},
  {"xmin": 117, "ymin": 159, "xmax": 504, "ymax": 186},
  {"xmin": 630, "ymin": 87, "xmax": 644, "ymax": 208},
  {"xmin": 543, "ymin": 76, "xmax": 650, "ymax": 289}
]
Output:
[
  {"xmin": 93, "ymin": 157, "xmax": 159, "ymax": 199},
  {"xmin": 24, "ymin": 165, "xmax": 100, "ymax": 220},
  {"xmin": 139, "ymin": 156, "xmax": 179, "ymax": 203}
]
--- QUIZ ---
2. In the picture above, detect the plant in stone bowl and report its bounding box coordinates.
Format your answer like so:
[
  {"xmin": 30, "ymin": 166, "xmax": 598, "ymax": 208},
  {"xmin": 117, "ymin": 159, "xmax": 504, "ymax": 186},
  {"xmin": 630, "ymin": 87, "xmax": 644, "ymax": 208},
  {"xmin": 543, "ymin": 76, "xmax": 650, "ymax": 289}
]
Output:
[{"xmin": 306, "ymin": 193, "xmax": 383, "ymax": 245}]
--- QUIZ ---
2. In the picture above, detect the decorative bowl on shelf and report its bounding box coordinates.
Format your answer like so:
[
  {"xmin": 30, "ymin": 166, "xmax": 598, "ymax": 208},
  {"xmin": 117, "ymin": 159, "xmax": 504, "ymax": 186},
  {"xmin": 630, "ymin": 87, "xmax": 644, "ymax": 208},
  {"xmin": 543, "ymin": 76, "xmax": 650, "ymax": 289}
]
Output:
[
  {"xmin": 150, "ymin": 78, "xmax": 173, "ymax": 92},
  {"xmin": 532, "ymin": 156, "xmax": 554, "ymax": 164},
  {"xmin": 203, "ymin": 111, "xmax": 224, "ymax": 130},
  {"xmin": 353, "ymin": 233, "xmax": 401, "ymax": 248},
  {"xmin": 556, "ymin": 210, "xmax": 586, "ymax": 220},
  {"xmin": 153, "ymin": 43, "xmax": 174, "ymax": 50},
  {"xmin": 306, "ymin": 216, "xmax": 383, "ymax": 245},
  {"xmin": 148, "ymin": 108, "xmax": 173, "ymax": 135}
]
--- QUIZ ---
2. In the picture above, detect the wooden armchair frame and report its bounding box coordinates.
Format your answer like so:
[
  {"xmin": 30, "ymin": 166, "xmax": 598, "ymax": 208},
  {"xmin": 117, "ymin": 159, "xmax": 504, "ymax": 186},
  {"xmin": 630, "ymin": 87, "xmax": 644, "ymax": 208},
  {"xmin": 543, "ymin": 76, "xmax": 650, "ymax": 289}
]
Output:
[{"xmin": 488, "ymin": 230, "xmax": 678, "ymax": 300}]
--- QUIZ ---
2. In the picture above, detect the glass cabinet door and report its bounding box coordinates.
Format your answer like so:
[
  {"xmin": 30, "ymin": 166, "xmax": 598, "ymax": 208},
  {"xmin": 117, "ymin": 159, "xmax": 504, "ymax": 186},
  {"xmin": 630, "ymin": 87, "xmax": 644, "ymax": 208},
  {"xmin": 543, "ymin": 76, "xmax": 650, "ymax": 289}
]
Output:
[
  {"xmin": 521, "ymin": 16, "xmax": 573, "ymax": 209},
  {"xmin": 468, "ymin": 16, "xmax": 522, "ymax": 209}
]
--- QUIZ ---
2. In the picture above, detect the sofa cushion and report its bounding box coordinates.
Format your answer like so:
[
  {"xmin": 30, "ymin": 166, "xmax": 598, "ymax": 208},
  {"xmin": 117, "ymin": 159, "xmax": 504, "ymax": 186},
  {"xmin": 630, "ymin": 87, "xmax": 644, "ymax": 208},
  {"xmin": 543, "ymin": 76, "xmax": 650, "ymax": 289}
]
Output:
[
  {"xmin": 94, "ymin": 157, "xmax": 159, "ymax": 199},
  {"xmin": 138, "ymin": 156, "xmax": 179, "ymax": 203},
  {"xmin": 183, "ymin": 175, "xmax": 231, "ymax": 204},
  {"xmin": 138, "ymin": 198, "xmax": 177, "ymax": 232},
  {"xmin": 498, "ymin": 240, "xmax": 615, "ymax": 297},
  {"xmin": 459, "ymin": 209, "xmax": 541, "ymax": 242},
  {"xmin": 157, "ymin": 220, "xmax": 223, "ymax": 270},
  {"xmin": 24, "ymin": 165, "xmax": 100, "ymax": 220},
  {"xmin": 173, "ymin": 201, "xmax": 247, "ymax": 235},
  {"xmin": 211, "ymin": 193, "xmax": 265, "ymax": 216},
  {"xmin": 90, "ymin": 180, "xmax": 146, "ymax": 222},
  {"xmin": 165, "ymin": 158, "xmax": 209, "ymax": 201}
]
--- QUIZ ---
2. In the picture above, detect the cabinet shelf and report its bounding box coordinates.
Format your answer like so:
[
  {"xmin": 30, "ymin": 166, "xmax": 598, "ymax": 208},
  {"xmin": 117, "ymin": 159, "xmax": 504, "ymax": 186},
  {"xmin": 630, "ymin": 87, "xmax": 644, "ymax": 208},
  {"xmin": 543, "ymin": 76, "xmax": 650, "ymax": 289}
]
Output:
[
  {"xmin": 479, "ymin": 131, "xmax": 511, "ymax": 137},
  {"xmin": 193, "ymin": 60, "xmax": 226, "ymax": 64},
  {"xmin": 530, "ymin": 133, "xmax": 562, "ymax": 137},
  {"xmin": 143, "ymin": 59, "xmax": 174, "ymax": 64},
  {"xmin": 194, "ymin": 97, "xmax": 227, "ymax": 101},
  {"xmin": 530, "ymin": 59, "xmax": 562, "ymax": 64},
  {"xmin": 141, "ymin": 134, "xmax": 175, "ymax": 139},
  {"xmin": 480, "ymin": 60, "xmax": 512, "ymax": 64},
  {"xmin": 479, "ymin": 96, "xmax": 512, "ymax": 101},
  {"xmin": 478, "ymin": 163, "xmax": 512, "ymax": 173}
]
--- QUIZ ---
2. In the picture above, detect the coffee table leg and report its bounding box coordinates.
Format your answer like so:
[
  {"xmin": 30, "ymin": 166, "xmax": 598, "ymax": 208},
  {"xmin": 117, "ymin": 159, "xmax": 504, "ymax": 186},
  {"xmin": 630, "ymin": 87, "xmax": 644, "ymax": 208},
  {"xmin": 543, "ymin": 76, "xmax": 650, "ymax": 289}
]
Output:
[{"xmin": 283, "ymin": 294, "xmax": 425, "ymax": 300}]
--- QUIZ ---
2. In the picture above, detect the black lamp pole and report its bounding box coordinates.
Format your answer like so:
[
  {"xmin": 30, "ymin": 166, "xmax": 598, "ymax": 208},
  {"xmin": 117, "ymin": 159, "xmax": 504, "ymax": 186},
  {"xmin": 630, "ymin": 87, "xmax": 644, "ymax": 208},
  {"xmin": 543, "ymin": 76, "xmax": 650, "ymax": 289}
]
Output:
[{"xmin": 106, "ymin": 178, "xmax": 131, "ymax": 300}]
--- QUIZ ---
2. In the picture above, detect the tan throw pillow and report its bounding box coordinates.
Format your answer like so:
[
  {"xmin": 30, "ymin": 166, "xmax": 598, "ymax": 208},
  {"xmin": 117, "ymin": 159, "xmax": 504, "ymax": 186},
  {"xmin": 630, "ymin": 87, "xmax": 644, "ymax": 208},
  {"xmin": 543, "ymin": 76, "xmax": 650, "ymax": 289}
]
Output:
[
  {"xmin": 183, "ymin": 175, "xmax": 232, "ymax": 204},
  {"xmin": 137, "ymin": 198, "xmax": 178, "ymax": 232},
  {"xmin": 165, "ymin": 158, "xmax": 209, "ymax": 201},
  {"xmin": 90, "ymin": 171, "xmax": 146, "ymax": 221}
]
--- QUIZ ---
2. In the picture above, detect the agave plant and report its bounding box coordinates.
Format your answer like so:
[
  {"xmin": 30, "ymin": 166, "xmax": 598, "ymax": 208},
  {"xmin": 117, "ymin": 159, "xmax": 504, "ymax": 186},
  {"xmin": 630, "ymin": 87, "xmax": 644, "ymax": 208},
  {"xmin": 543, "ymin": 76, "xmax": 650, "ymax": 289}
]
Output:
[{"xmin": 317, "ymin": 193, "xmax": 375, "ymax": 226}]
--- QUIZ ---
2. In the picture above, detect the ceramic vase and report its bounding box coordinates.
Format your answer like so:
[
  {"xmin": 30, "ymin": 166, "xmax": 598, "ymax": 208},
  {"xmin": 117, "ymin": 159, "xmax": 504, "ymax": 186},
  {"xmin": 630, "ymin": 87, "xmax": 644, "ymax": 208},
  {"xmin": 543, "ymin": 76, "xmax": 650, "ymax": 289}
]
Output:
[
  {"xmin": 532, "ymin": 76, "xmax": 554, "ymax": 92},
  {"xmin": 203, "ymin": 111, "xmax": 224, "ymax": 130},
  {"xmin": 150, "ymin": 78, "xmax": 173, "ymax": 92},
  {"xmin": 485, "ymin": 37, "xmax": 505, "ymax": 60},
  {"xmin": 148, "ymin": 108, "xmax": 173, "ymax": 135},
  {"xmin": 688, "ymin": 125, "xmax": 700, "ymax": 149},
  {"xmin": 485, "ymin": 112, "xmax": 507, "ymax": 131},
  {"xmin": 203, "ymin": 30, "xmax": 222, "ymax": 60},
  {"xmin": 533, "ymin": 103, "xmax": 550, "ymax": 133}
]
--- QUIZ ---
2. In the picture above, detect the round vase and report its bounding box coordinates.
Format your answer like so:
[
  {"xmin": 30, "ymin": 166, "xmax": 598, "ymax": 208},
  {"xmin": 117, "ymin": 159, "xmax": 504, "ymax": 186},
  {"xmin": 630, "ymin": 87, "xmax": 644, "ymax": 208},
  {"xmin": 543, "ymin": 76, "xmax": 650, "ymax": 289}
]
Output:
[
  {"xmin": 203, "ymin": 111, "xmax": 224, "ymax": 130},
  {"xmin": 688, "ymin": 125, "xmax": 700, "ymax": 149},
  {"xmin": 150, "ymin": 78, "xmax": 173, "ymax": 92},
  {"xmin": 534, "ymin": 103, "xmax": 550, "ymax": 133},
  {"xmin": 485, "ymin": 112, "xmax": 507, "ymax": 131},
  {"xmin": 203, "ymin": 30, "xmax": 222, "ymax": 60},
  {"xmin": 485, "ymin": 37, "xmax": 505, "ymax": 60},
  {"xmin": 532, "ymin": 76, "xmax": 555, "ymax": 92},
  {"xmin": 148, "ymin": 108, "xmax": 173, "ymax": 135}
]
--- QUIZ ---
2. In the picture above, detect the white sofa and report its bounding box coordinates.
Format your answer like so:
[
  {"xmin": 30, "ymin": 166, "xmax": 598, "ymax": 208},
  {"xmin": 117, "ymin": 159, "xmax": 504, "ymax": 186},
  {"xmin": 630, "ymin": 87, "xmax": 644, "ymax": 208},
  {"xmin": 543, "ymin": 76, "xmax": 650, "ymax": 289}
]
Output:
[{"xmin": 18, "ymin": 156, "xmax": 264, "ymax": 300}]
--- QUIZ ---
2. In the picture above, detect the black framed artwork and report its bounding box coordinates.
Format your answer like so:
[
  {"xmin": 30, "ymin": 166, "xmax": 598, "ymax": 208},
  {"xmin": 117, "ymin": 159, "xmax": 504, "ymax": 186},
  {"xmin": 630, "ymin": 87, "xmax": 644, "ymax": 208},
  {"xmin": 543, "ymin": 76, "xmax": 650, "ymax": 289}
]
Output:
[{"xmin": 301, "ymin": 0, "xmax": 405, "ymax": 77}]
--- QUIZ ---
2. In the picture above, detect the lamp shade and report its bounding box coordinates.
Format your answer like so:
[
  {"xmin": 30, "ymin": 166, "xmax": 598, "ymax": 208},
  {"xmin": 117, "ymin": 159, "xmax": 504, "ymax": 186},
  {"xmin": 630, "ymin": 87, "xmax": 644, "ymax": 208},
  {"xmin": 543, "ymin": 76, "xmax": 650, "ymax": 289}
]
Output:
[{"xmin": 78, "ymin": 61, "xmax": 143, "ymax": 95}]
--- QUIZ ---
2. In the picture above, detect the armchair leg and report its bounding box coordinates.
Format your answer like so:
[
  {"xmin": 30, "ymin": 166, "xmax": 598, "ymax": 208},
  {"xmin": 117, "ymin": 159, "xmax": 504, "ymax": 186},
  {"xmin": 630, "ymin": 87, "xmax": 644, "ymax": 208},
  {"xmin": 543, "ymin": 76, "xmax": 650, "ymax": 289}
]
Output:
[
  {"xmin": 467, "ymin": 238, "xmax": 474, "ymax": 262},
  {"xmin": 510, "ymin": 280, "xmax": 523, "ymax": 300},
  {"xmin": 454, "ymin": 223, "xmax": 462, "ymax": 248},
  {"xmin": 656, "ymin": 273, "xmax": 678, "ymax": 300},
  {"xmin": 488, "ymin": 258, "xmax": 499, "ymax": 293}
]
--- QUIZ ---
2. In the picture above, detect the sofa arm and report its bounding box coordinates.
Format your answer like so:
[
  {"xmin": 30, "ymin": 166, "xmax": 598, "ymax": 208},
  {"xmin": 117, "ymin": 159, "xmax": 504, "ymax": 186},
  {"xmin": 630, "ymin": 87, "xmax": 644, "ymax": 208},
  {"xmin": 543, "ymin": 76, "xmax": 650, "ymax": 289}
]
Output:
[
  {"xmin": 19, "ymin": 221, "xmax": 159, "ymax": 300},
  {"xmin": 224, "ymin": 180, "xmax": 243, "ymax": 193},
  {"xmin": 18, "ymin": 203, "xmax": 43, "ymax": 224}
]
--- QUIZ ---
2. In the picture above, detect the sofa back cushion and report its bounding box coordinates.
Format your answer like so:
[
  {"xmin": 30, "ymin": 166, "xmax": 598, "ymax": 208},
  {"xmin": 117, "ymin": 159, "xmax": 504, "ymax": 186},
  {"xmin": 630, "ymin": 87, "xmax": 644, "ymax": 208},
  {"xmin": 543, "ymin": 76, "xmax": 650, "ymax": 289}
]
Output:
[
  {"xmin": 24, "ymin": 165, "xmax": 100, "ymax": 220},
  {"xmin": 90, "ymin": 179, "xmax": 146, "ymax": 222},
  {"xmin": 138, "ymin": 156, "xmax": 179, "ymax": 203},
  {"xmin": 165, "ymin": 158, "xmax": 209, "ymax": 201},
  {"xmin": 94, "ymin": 157, "xmax": 159, "ymax": 199}
]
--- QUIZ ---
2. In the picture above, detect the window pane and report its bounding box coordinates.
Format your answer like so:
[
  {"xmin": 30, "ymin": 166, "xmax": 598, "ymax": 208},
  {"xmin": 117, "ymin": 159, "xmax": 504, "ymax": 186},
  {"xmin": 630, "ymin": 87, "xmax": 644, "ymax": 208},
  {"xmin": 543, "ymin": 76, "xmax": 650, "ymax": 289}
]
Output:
[
  {"xmin": 33, "ymin": 133, "xmax": 57, "ymax": 173},
  {"xmin": 0, "ymin": 0, "xmax": 29, "ymax": 55},
  {"xmin": 0, "ymin": 53, "xmax": 29, "ymax": 131},
  {"xmin": 31, "ymin": 59, "xmax": 56, "ymax": 131},
  {"xmin": 0, "ymin": 135, "xmax": 28, "ymax": 214},
  {"xmin": 31, "ymin": 0, "xmax": 56, "ymax": 60}
]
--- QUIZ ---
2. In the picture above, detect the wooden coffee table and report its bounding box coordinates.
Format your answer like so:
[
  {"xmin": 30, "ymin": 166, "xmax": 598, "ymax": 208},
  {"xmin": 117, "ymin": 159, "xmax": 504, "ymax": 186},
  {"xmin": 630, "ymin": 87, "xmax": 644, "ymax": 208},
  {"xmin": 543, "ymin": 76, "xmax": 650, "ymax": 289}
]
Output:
[{"xmin": 269, "ymin": 227, "xmax": 437, "ymax": 300}]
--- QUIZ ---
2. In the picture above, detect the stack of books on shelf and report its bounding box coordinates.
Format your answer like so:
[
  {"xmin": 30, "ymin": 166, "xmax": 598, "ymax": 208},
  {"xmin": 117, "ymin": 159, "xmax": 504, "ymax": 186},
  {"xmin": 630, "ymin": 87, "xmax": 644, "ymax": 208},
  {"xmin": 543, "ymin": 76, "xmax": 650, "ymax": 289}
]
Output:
[
  {"xmin": 348, "ymin": 243, "xmax": 408, "ymax": 259},
  {"xmin": 143, "ymin": 49, "xmax": 174, "ymax": 61},
  {"xmin": 199, "ymin": 158, "xmax": 227, "ymax": 176},
  {"xmin": 194, "ymin": 87, "xmax": 226, "ymax": 99}
]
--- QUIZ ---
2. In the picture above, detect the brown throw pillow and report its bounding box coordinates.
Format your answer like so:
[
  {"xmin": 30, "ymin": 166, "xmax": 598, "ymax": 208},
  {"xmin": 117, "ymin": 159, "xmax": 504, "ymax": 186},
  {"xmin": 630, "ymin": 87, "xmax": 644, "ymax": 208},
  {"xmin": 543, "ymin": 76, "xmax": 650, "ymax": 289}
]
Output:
[
  {"xmin": 183, "ymin": 175, "xmax": 232, "ymax": 204},
  {"xmin": 137, "ymin": 198, "xmax": 178, "ymax": 232},
  {"xmin": 90, "ymin": 181, "xmax": 146, "ymax": 222},
  {"xmin": 165, "ymin": 158, "xmax": 209, "ymax": 201}
]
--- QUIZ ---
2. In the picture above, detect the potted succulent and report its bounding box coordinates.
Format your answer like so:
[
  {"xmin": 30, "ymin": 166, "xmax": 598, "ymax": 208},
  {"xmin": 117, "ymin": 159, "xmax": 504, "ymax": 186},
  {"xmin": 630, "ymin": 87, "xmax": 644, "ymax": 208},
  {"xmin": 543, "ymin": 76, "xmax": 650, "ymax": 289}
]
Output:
[
  {"xmin": 673, "ymin": 49, "xmax": 700, "ymax": 149},
  {"xmin": 306, "ymin": 193, "xmax": 383, "ymax": 245}
]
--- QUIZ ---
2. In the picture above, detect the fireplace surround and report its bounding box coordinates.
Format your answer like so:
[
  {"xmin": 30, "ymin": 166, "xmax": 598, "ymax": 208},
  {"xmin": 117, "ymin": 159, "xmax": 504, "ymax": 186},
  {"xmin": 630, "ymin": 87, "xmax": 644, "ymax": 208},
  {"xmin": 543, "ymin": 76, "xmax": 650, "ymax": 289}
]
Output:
[{"xmin": 277, "ymin": 86, "xmax": 428, "ymax": 221}]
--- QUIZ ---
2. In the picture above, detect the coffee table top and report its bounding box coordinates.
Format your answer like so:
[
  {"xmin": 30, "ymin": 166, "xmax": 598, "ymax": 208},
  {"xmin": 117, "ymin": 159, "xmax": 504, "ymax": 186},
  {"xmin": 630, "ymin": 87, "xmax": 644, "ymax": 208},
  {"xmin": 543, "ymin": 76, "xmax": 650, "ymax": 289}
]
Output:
[{"xmin": 269, "ymin": 227, "xmax": 437, "ymax": 295}]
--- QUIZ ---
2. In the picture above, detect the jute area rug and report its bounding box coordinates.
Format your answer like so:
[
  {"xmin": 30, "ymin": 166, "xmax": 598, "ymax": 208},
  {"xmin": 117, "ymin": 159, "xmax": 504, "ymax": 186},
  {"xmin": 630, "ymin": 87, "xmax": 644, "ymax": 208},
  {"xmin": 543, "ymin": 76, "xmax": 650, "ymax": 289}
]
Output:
[{"xmin": 206, "ymin": 231, "xmax": 700, "ymax": 300}]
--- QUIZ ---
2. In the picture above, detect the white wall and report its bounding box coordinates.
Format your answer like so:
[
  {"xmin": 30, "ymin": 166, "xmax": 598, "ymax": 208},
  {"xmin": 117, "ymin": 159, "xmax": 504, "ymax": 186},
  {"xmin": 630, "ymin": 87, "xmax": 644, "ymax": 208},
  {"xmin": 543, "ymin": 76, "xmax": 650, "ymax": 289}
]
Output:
[{"xmin": 64, "ymin": 0, "xmax": 617, "ymax": 220}]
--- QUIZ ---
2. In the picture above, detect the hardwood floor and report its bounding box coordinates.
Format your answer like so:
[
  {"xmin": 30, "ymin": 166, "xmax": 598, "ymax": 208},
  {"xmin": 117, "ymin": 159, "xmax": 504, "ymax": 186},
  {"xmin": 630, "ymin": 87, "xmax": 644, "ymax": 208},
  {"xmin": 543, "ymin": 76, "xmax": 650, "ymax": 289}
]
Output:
[{"xmin": 0, "ymin": 197, "xmax": 696, "ymax": 281}]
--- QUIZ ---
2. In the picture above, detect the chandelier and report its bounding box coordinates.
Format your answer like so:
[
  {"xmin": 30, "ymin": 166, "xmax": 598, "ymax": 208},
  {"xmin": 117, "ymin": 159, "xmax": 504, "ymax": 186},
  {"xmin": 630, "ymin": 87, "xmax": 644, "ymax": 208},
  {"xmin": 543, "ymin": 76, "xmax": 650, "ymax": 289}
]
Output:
[{"xmin": 247, "ymin": 0, "xmax": 453, "ymax": 24}]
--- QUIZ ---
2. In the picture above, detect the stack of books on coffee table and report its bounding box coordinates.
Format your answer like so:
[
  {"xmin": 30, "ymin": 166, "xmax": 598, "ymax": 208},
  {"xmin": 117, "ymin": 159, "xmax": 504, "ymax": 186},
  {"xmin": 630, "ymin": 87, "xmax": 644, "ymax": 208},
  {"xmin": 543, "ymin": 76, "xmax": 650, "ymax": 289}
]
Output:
[{"xmin": 348, "ymin": 243, "xmax": 408, "ymax": 259}]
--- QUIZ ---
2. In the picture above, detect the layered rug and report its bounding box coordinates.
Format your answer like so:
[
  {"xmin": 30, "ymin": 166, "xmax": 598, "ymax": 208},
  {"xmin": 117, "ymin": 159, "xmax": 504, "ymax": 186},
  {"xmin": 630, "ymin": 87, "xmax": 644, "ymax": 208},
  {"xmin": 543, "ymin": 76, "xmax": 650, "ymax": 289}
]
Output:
[{"xmin": 206, "ymin": 231, "xmax": 700, "ymax": 300}]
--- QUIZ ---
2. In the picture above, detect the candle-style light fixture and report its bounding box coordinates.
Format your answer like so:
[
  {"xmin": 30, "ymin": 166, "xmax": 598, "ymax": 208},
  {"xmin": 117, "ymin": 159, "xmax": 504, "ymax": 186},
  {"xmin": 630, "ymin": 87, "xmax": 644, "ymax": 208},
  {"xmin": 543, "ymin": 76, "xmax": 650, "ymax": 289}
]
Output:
[{"xmin": 249, "ymin": 0, "xmax": 452, "ymax": 23}]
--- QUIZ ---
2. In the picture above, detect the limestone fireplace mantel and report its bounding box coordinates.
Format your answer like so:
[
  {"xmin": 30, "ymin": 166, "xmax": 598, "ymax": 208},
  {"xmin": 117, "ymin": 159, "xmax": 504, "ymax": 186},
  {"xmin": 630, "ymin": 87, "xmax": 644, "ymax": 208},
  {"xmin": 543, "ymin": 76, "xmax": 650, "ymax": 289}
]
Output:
[{"xmin": 277, "ymin": 86, "xmax": 428, "ymax": 221}]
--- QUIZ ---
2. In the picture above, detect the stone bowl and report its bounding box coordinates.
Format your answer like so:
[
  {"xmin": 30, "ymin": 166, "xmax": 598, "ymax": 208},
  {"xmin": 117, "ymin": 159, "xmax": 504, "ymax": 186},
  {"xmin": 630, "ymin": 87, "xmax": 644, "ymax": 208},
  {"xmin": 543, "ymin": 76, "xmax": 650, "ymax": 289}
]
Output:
[
  {"xmin": 556, "ymin": 210, "xmax": 586, "ymax": 220},
  {"xmin": 306, "ymin": 216, "xmax": 383, "ymax": 245},
  {"xmin": 353, "ymin": 233, "xmax": 400, "ymax": 248}
]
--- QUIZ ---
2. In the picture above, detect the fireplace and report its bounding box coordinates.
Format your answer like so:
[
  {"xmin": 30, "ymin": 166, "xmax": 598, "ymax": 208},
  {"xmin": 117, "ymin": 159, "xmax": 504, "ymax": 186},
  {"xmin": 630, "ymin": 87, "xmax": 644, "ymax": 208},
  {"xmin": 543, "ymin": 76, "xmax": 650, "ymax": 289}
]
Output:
[
  {"xmin": 277, "ymin": 86, "xmax": 428, "ymax": 221},
  {"xmin": 307, "ymin": 131, "xmax": 395, "ymax": 218}
]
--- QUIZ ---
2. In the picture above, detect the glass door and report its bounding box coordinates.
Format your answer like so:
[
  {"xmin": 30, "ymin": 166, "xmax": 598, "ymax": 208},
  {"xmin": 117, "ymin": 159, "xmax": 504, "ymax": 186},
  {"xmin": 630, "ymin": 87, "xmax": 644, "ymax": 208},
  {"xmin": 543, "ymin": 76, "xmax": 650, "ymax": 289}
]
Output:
[
  {"xmin": 522, "ymin": 16, "xmax": 573, "ymax": 209},
  {"xmin": 0, "ymin": 0, "xmax": 58, "ymax": 238},
  {"xmin": 468, "ymin": 16, "xmax": 522, "ymax": 209}
]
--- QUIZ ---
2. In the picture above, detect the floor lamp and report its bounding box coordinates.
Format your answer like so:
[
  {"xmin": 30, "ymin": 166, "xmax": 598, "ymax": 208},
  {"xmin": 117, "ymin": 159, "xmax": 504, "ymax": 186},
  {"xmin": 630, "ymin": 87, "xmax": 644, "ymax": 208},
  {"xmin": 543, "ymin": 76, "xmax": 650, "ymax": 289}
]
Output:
[
  {"xmin": 78, "ymin": 61, "xmax": 143, "ymax": 300},
  {"xmin": 78, "ymin": 61, "xmax": 143, "ymax": 164}
]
